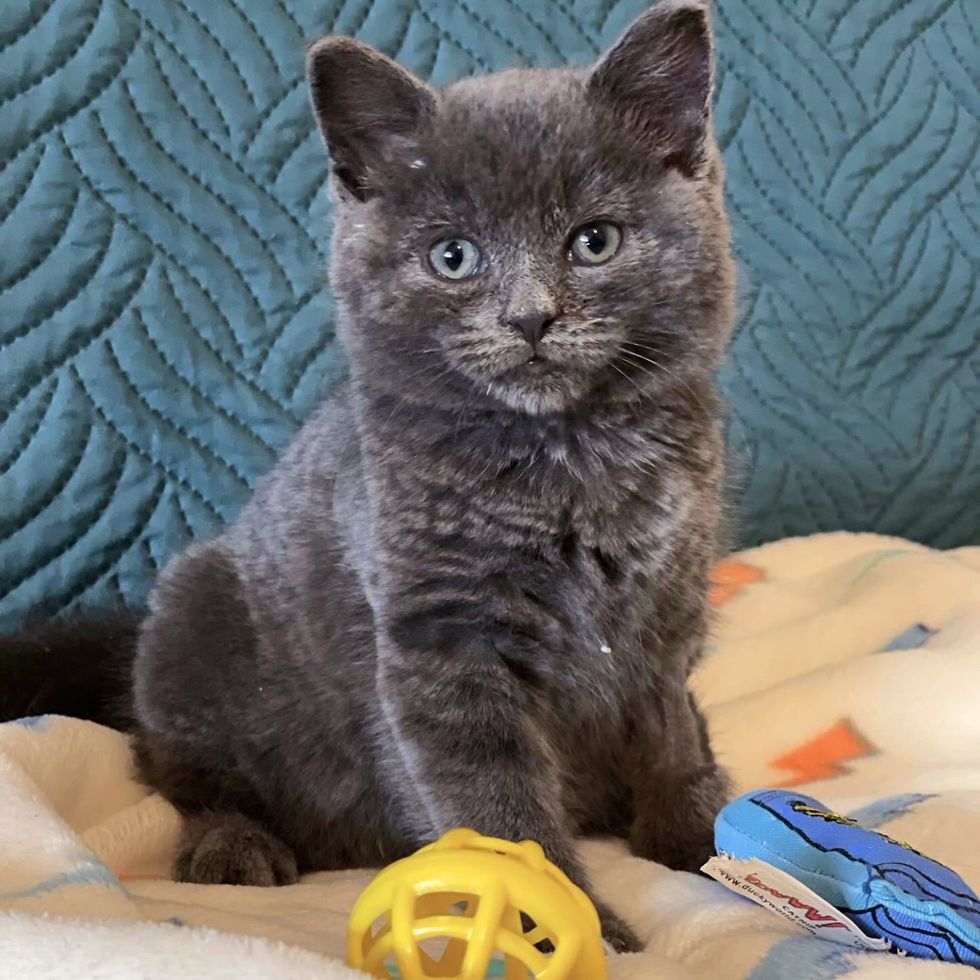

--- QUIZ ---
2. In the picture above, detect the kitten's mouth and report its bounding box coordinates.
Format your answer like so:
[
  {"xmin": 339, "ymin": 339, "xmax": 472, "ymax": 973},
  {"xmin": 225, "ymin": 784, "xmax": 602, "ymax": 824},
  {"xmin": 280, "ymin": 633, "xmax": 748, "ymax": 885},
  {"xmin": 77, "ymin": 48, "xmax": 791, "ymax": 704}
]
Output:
[{"xmin": 500, "ymin": 356, "xmax": 561, "ymax": 382}]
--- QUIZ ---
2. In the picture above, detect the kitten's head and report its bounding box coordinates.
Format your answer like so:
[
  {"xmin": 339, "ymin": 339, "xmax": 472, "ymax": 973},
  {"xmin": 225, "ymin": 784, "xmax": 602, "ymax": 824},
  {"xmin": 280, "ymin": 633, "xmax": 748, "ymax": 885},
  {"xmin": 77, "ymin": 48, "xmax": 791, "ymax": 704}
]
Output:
[{"xmin": 308, "ymin": 0, "xmax": 734, "ymax": 416}]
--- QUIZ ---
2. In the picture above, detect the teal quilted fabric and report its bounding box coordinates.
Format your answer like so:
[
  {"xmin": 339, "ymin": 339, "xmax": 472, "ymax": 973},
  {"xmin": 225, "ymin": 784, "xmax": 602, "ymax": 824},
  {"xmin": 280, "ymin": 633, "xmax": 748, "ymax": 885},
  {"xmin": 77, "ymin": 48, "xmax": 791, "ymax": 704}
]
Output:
[{"xmin": 1, "ymin": 1, "xmax": 977, "ymax": 629}]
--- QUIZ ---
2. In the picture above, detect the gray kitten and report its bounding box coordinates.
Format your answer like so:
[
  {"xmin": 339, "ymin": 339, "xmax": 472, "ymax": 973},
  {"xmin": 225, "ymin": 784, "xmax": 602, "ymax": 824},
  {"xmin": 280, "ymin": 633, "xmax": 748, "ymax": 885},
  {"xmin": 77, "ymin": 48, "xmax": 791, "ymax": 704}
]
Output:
[{"xmin": 1, "ymin": 0, "xmax": 735, "ymax": 954}]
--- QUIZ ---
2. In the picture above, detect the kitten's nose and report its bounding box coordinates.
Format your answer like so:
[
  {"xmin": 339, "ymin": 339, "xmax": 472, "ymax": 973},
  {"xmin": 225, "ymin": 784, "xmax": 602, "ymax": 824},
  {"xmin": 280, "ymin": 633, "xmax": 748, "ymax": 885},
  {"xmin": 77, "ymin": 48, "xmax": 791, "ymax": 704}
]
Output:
[{"xmin": 506, "ymin": 311, "xmax": 555, "ymax": 347}]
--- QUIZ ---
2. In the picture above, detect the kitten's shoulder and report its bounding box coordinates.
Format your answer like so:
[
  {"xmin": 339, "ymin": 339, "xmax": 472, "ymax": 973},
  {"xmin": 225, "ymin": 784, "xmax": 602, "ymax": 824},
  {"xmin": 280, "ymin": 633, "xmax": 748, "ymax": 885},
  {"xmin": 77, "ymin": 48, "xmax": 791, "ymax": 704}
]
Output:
[
  {"xmin": 252, "ymin": 382, "xmax": 357, "ymax": 495},
  {"xmin": 213, "ymin": 383, "xmax": 361, "ymax": 554}
]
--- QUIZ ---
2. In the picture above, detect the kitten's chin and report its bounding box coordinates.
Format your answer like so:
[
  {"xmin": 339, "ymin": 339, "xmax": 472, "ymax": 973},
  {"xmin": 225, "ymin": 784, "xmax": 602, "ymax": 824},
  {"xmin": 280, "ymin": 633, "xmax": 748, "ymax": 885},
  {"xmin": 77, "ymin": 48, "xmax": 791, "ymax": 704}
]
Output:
[{"xmin": 487, "ymin": 374, "xmax": 588, "ymax": 415}]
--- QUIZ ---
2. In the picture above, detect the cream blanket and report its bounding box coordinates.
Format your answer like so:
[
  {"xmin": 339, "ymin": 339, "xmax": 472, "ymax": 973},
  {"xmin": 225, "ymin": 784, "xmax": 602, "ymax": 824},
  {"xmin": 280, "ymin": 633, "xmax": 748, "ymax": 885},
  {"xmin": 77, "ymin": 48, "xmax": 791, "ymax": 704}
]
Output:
[{"xmin": 2, "ymin": 533, "xmax": 978, "ymax": 978}]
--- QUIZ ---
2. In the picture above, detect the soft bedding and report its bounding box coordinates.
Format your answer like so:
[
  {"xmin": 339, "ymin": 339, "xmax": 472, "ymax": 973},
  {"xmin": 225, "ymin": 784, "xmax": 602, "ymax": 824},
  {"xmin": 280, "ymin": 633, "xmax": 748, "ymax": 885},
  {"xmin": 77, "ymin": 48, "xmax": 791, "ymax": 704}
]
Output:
[{"xmin": 1, "ymin": 531, "xmax": 978, "ymax": 979}]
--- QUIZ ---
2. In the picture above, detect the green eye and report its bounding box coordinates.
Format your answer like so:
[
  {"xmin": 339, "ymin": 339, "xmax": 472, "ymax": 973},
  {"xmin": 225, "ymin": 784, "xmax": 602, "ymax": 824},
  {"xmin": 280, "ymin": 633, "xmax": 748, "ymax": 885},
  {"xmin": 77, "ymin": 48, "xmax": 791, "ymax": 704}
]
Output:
[
  {"xmin": 429, "ymin": 238, "xmax": 483, "ymax": 280},
  {"xmin": 569, "ymin": 221, "xmax": 622, "ymax": 265}
]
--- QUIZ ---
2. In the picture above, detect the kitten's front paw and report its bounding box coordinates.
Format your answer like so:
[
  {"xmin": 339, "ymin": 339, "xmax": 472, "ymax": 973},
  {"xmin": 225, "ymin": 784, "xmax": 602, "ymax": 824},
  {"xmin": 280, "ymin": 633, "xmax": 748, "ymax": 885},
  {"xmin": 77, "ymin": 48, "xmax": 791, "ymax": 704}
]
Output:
[
  {"xmin": 630, "ymin": 762, "xmax": 728, "ymax": 872},
  {"xmin": 176, "ymin": 815, "xmax": 298, "ymax": 887},
  {"xmin": 594, "ymin": 900, "xmax": 643, "ymax": 954},
  {"xmin": 632, "ymin": 824, "xmax": 715, "ymax": 873}
]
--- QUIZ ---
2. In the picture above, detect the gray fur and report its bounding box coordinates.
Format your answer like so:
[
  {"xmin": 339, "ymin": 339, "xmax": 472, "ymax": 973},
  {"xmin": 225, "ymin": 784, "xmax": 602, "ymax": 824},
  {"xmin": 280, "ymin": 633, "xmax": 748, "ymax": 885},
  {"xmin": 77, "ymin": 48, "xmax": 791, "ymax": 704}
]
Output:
[{"xmin": 130, "ymin": 0, "xmax": 735, "ymax": 953}]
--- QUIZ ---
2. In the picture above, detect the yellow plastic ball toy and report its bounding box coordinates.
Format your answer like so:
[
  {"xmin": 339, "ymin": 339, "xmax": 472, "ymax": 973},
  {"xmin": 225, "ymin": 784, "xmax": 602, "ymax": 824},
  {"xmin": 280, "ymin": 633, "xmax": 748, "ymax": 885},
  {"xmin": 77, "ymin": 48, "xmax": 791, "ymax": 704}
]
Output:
[{"xmin": 347, "ymin": 829, "xmax": 608, "ymax": 980}]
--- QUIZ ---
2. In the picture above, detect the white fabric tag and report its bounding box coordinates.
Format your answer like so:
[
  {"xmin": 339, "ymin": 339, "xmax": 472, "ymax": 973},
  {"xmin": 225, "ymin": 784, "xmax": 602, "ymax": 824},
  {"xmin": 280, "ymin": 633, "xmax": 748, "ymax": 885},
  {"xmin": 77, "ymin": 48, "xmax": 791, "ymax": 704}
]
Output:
[{"xmin": 702, "ymin": 856, "xmax": 890, "ymax": 951}]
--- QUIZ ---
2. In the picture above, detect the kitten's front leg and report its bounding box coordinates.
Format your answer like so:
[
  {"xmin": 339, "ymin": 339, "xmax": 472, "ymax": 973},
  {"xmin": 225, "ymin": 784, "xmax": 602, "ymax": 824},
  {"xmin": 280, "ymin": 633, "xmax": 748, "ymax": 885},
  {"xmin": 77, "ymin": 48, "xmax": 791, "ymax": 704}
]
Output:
[
  {"xmin": 377, "ymin": 615, "xmax": 641, "ymax": 953},
  {"xmin": 627, "ymin": 681, "xmax": 731, "ymax": 872}
]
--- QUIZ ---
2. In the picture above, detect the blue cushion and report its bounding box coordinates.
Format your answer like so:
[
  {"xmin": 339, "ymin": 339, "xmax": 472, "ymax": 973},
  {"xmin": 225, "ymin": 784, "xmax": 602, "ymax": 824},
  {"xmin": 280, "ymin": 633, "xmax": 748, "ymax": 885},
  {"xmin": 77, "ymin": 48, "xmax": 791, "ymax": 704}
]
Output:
[{"xmin": 1, "ymin": 1, "xmax": 977, "ymax": 628}]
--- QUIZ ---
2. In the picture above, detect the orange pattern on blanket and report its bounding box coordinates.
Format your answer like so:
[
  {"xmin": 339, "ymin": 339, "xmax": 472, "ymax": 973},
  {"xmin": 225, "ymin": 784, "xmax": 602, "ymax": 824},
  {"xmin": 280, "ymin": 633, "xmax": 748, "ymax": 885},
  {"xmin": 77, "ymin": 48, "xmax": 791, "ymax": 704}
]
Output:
[
  {"xmin": 709, "ymin": 558, "xmax": 764, "ymax": 606},
  {"xmin": 770, "ymin": 719, "xmax": 875, "ymax": 787}
]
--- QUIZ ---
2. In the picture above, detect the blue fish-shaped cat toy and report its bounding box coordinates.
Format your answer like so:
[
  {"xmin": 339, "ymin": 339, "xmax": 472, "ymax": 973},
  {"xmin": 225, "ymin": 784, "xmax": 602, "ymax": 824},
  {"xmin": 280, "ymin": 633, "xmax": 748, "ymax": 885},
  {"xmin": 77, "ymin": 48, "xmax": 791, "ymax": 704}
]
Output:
[{"xmin": 714, "ymin": 789, "xmax": 980, "ymax": 967}]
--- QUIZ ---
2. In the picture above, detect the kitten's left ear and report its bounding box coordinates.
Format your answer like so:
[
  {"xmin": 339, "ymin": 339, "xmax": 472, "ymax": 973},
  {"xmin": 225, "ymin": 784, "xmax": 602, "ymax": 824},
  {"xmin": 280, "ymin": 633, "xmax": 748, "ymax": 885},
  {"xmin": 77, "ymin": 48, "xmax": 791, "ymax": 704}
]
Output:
[
  {"xmin": 307, "ymin": 36, "xmax": 435, "ymax": 200},
  {"xmin": 588, "ymin": 0, "xmax": 714, "ymax": 175}
]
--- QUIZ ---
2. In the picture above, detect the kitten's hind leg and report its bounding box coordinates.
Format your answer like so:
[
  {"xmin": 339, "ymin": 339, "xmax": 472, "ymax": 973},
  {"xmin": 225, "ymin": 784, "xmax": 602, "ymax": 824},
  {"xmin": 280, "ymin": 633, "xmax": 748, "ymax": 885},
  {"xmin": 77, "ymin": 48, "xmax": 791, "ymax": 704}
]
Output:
[
  {"xmin": 176, "ymin": 811, "xmax": 298, "ymax": 886},
  {"xmin": 132, "ymin": 545, "xmax": 299, "ymax": 887},
  {"xmin": 135, "ymin": 730, "xmax": 300, "ymax": 887}
]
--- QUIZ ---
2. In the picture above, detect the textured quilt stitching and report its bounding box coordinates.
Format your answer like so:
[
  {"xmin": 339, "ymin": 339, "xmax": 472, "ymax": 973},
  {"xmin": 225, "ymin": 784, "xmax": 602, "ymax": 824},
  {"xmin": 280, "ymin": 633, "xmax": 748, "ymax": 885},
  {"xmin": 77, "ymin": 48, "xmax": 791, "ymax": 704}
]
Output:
[
  {"xmin": 59, "ymin": 134, "xmax": 249, "ymax": 363},
  {"xmin": 743, "ymin": 307, "xmax": 882, "ymax": 504},
  {"xmin": 1, "ymin": 0, "xmax": 976, "ymax": 625},
  {"xmin": 0, "ymin": 218, "xmax": 115, "ymax": 356},
  {"xmin": 838, "ymin": 231, "xmax": 931, "ymax": 375},
  {"xmin": 91, "ymin": 112, "xmax": 270, "ymax": 323},
  {"xmin": 462, "ymin": 0, "xmax": 561, "ymax": 64},
  {"xmin": 714, "ymin": 74, "xmax": 750, "ymax": 153},
  {"xmin": 0, "ymin": 234, "xmax": 153, "ymax": 414},
  {"xmin": 727, "ymin": 155, "xmax": 837, "ymax": 324},
  {"xmin": 0, "ymin": 252, "xmax": 153, "ymax": 429},
  {"xmin": 157, "ymin": 269, "xmax": 299, "ymax": 423},
  {"xmin": 104, "ymin": 340, "xmax": 254, "ymax": 490},
  {"xmin": 0, "ymin": 4, "xmax": 100, "ymax": 112},
  {"xmin": 0, "ymin": 381, "xmax": 59, "ymax": 480},
  {"xmin": 120, "ymin": 81, "xmax": 300, "ymax": 294},
  {"xmin": 850, "ymin": 0, "xmax": 950, "ymax": 70},
  {"xmin": 290, "ymin": 332, "xmax": 340, "ymax": 396},
  {"xmin": 730, "ymin": 344, "xmax": 858, "ymax": 517},
  {"xmin": 240, "ymin": 77, "xmax": 304, "ymax": 154},
  {"xmin": 0, "ymin": 444, "xmax": 124, "ymax": 600},
  {"xmin": 142, "ymin": 536, "xmax": 161, "ymax": 571},
  {"xmin": 754, "ymin": 287, "xmax": 899, "ymax": 469},
  {"xmin": 714, "ymin": 3, "xmax": 831, "ymax": 156},
  {"xmin": 345, "ymin": 0, "xmax": 378, "ymax": 40},
  {"xmin": 751, "ymin": 109, "xmax": 885, "ymax": 292},
  {"xmin": 170, "ymin": 488, "xmax": 196, "ymax": 542},
  {"xmin": 70, "ymin": 365, "xmax": 225, "ymax": 523},
  {"xmin": 721, "ymin": 62, "xmax": 819, "ymax": 196},
  {"xmin": 43, "ymin": 477, "xmax": 167, "ymax": 619},
  {"xmin": 886, "ymin": 126, "xmax": 980, "ymax": 281},
  {"xmin": 547, "ymin": 0, "xmax": 599, "ymax": 52},
  {"xmin": 737, "ymin": 0, "xmax": 854, "ymax": 130},
  {"xmin": 597, "ymin": 1, "xmax": 627, "ymax": 33},
  {"xmin": 225, "ymin": 0, "xmax": 289, "ymax": 77},
  {"xmin": 268, "ymin": 0, "xmax": 306, "ymax": 39},
  {"xmin": 0, "ymin": 185, "xmax": 81, "ymax": 296},
  {"xmin": 735, "ymin": 120, "xmax": 863, "ymax": 304},
  {"xmin": 878, "ymin": 236, "xmax": 956, "ymax": 384},
  {"xmin": 388, "ymin": 7, "xmax": 419, "ymax": 63},
  {"xmin": 920, "ymin": 41, "xmax": 980, "ymax": 127},
  {"xmin": 0, "ymin": 0, "xmax": 59, "ymax": 58},
  {"xmin": 169, "ymin": 0, "xmax": 260, "ymax": 106},
  {"xmin": 0, "ymin": 428, "xmax": 94, "ymax": 546},
  {"xmin": 145, "ymin": 46, "xmax": 318, "ymax": 253},
  {"xmin": 868, "ymin": 97, "xmax": 956, "ymax": 241},
  {"xmin": 744, "ymin": 82, "xmax": 819, "ymax": 188},
  {"xmin": 823, "ymin": 47, "xmax": 916, "ymax": 203},
  {"xmin": 0, "ymin": 145, "xmax": 45, "ymax": 226},
  {"xmin": 255, "ymin": 287, "xmax": 320, "ymax": 367},
  {"xmin": 267, "ymin": 126, "xmax": 319, "ymax": 183},
  {"xmin": 298, "ymin": 174, "xmax": 328, "ymax": 212},
  {"xmin": 412, "ymin": 4, "xmax": 491, "ymax": 73},
  {"xmin": 0, "ymin": 16, "xmax": 141, "ymax": 173},
  {"xmin": 938, "ymin": 20, "xmax": 980, "ymax": 92},
  {"xmin": 132, "ymin": 310, "xmax": 279, "ymax": 455},
  {"xmin": 113, "ymin": 0, "xmax": 233, "ymax": 139},
  {"xmin": 936, "ymin": 205, "xmax": 980, "ymax": 275}
]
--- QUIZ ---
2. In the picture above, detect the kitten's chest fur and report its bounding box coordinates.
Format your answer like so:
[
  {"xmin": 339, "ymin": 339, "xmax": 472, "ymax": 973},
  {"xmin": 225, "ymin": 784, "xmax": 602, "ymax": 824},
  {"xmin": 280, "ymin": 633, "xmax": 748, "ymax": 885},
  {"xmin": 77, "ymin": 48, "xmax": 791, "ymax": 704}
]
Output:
[{"xmin": 360, "ymin": 390, "xmax": 716, "ymax": 695}]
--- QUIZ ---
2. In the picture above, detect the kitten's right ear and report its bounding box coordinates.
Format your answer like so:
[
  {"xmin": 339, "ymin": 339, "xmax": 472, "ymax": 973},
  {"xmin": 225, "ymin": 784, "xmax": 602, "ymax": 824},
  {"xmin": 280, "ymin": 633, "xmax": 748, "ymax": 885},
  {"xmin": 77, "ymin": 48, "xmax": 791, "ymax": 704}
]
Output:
[
  {"xmin": 588, "ymin": 0, "xmax": 714, "ymax": 176},
  {"xmin": 307, "ymin": 37, "xmax": 435, "ymax": 201}
]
